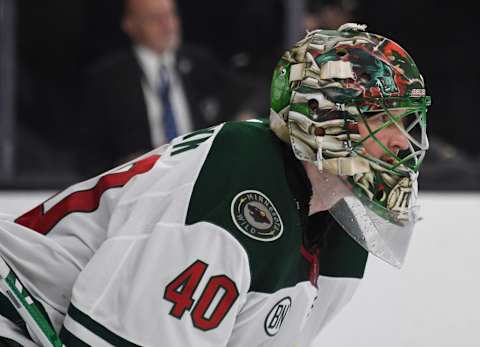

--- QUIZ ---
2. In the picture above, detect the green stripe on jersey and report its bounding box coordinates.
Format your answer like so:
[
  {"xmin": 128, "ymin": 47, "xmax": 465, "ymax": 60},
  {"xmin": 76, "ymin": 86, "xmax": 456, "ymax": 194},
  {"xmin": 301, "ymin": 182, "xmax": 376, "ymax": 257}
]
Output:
[
  {"xmin": 59, "ymin": 328, "xmax": 90, "ymax": 347},
  {"xmin": 63, "ymin": 304, "xmax": 141, "ymax": 347}
]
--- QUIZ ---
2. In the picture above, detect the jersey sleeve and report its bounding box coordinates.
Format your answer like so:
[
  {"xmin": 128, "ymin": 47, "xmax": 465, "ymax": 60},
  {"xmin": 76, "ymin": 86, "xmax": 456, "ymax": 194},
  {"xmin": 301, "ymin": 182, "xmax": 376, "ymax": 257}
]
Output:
[
  {"xmin": 0, "ymin": 154, "xmax": 164, "ymax": 325},
  {"xmin": 0, "ymin": 219, "xmax": 80, "ymax": 332},
  {"xmin": 60, "ymin": 221, "xmax": 251, "ymax": 347}
]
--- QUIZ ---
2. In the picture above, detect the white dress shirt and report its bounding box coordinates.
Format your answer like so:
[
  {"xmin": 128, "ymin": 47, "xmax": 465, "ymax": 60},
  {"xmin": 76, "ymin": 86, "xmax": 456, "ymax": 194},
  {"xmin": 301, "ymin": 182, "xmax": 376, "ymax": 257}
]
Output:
[{"xmin": 134, "ymin": 45, "xmax": 193, "ymax": 147}]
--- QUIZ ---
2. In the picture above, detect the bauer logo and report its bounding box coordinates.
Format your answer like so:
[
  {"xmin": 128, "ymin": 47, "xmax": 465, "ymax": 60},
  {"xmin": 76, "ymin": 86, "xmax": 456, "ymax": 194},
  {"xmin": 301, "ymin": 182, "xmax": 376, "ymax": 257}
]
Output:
[
  {"xmin": 231, "ymin": 190, "xmax": 283, "ymax": 242},
  {"xmin": 264, "ymin": 297, "xmax": 292, "ymax": 336},
  {"xmin": 410, "ymin": 88, "xmax": 426, "ymax": 97}
]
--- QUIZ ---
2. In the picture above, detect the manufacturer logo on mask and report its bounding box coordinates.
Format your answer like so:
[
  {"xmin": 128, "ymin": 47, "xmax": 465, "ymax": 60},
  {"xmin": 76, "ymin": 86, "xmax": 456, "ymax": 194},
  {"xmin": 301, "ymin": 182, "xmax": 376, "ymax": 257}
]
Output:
[
  {"xmin": 410, "ymin": 88, "xmax": 426, "ymax": 97},
  {"xmin": 230, "ymin": 190, "xmax": 283, "ymax": 242}
]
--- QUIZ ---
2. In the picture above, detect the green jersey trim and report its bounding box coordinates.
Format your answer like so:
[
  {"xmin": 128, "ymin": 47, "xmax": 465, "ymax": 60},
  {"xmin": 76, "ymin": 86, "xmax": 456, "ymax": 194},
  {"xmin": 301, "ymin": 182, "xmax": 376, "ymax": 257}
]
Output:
[
  {"xmin": 60, "ymin": 304, "xmax": 141, "ymax": 347},
  {"xmin": 59, "ymin": 328, "xmax": 89, "ymax": 347}
]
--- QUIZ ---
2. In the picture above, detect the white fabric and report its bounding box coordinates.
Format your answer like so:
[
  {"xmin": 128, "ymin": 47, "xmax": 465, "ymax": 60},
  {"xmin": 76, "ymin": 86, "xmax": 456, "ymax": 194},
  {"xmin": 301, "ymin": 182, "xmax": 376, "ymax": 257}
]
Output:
[
  {"xmin": 0, "ymin": 124, "xmax": 360, "ymax": 346},
  {"xmin": 69, "ymin": 222, "xmax": 251, "ymax": 347},
  {"xmin": 135, "ymin": 45, "xmax": 193, "ymax": 146}
]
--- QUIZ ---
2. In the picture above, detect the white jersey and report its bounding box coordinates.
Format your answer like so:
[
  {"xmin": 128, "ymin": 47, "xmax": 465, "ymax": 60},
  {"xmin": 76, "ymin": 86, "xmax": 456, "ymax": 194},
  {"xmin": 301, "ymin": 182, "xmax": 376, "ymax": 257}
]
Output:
[{"xmin": 0, "ymin": 120, "xmax": 368, "ymax": 346}]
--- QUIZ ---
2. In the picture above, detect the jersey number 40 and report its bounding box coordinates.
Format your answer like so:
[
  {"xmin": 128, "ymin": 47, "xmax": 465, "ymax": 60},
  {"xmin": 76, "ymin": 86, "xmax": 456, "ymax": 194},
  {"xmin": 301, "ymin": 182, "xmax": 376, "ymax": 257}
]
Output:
[{"xmin": 164, "ymin": 260, "xmax": 239, "ymax": 331}]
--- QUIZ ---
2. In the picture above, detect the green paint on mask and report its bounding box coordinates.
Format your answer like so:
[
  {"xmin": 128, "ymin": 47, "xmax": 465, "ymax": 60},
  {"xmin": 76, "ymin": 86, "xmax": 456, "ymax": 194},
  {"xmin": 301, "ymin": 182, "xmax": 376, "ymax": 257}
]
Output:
[{"xmin": 270, "ymin": 60, "xmax": 292, "ymax": 113}]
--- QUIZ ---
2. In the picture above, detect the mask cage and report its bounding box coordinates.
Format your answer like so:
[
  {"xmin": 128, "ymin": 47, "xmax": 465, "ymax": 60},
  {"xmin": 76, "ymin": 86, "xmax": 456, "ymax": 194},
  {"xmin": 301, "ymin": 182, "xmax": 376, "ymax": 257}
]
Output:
[{"xmin": 349, "ymin": 96, "xmax": 430, "ymax": 176}]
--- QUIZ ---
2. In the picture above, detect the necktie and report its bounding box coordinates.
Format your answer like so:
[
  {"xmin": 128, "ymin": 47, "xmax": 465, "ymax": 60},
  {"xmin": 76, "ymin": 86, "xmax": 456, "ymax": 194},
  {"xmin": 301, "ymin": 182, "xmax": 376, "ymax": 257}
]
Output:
[{"xmin": 158, "ymin": 64, "xmax": 178, "ymax": 141}]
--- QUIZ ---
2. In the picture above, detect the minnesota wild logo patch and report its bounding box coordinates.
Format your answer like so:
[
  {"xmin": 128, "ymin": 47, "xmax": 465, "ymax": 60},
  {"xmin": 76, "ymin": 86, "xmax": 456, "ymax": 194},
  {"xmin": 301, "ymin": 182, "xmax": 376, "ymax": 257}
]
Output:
[{"xmin": 230, "ymin": 190, "xmax": 283, "ymax": 242}]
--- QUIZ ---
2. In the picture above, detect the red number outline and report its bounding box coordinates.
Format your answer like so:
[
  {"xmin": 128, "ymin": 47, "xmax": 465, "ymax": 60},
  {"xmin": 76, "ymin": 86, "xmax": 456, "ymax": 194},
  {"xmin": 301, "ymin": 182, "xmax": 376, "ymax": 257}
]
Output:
[
  {"xmin": 191, "ymin": 275, "xmax": 239, "ymax": 331},
  {"xmin": 164, "ymin": 260, "xmax": 239, "ymax": 331},
  {"xmin": 164, "ymin": 260, "xmax": 208, "ymax": 319}
]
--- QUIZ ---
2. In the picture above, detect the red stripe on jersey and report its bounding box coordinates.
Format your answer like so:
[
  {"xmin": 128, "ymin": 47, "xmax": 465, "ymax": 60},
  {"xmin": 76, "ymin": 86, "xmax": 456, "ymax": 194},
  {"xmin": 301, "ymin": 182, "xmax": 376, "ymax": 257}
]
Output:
[
  {"xmin": 15, "ymin": 155, "xmax": 160, "ymax": 234},
  {"xmin": 300, "ymin": 245, "xmax": 320, "ymax": 288}
]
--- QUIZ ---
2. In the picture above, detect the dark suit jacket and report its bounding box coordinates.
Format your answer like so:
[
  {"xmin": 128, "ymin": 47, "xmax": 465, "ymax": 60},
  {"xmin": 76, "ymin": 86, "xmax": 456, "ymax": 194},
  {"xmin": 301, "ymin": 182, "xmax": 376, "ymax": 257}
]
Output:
[{"xmin": 79, "ymin": 45, "xmax": 253, "ymax": 177}]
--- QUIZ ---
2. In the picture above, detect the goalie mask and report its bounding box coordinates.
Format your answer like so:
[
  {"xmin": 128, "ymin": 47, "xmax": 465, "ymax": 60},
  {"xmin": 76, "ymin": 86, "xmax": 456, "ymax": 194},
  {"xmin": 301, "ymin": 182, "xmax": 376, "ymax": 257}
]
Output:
[{"xmin": 270, "ymin": 23, "xmax": 431, "ymax": 267}]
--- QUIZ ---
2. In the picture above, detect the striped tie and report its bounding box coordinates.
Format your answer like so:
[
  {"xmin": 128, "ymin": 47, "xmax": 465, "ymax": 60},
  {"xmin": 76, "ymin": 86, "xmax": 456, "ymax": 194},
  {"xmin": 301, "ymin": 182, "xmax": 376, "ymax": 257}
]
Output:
[{"xmin": 158, "ymin": 64, "xmax": 178, "ymax": 141}]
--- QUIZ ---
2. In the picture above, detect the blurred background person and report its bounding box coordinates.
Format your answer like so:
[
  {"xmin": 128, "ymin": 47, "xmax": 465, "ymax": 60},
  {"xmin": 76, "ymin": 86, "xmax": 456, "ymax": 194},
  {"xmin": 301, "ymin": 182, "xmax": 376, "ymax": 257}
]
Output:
[
  {"xmin": 79, "ymin": 0, "xmax": 254, "ymax": 177},
  {"xmin": 1, "ymin": 0, "xmax": 479, "ymax": 190}
]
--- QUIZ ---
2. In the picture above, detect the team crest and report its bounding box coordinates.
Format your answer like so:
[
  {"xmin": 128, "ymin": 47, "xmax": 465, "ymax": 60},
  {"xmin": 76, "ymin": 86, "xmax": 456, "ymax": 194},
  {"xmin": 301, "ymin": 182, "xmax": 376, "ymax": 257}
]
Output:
[{"xmin": 230, "ymin": 190, "xmax": 283, "ymax": 242}]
